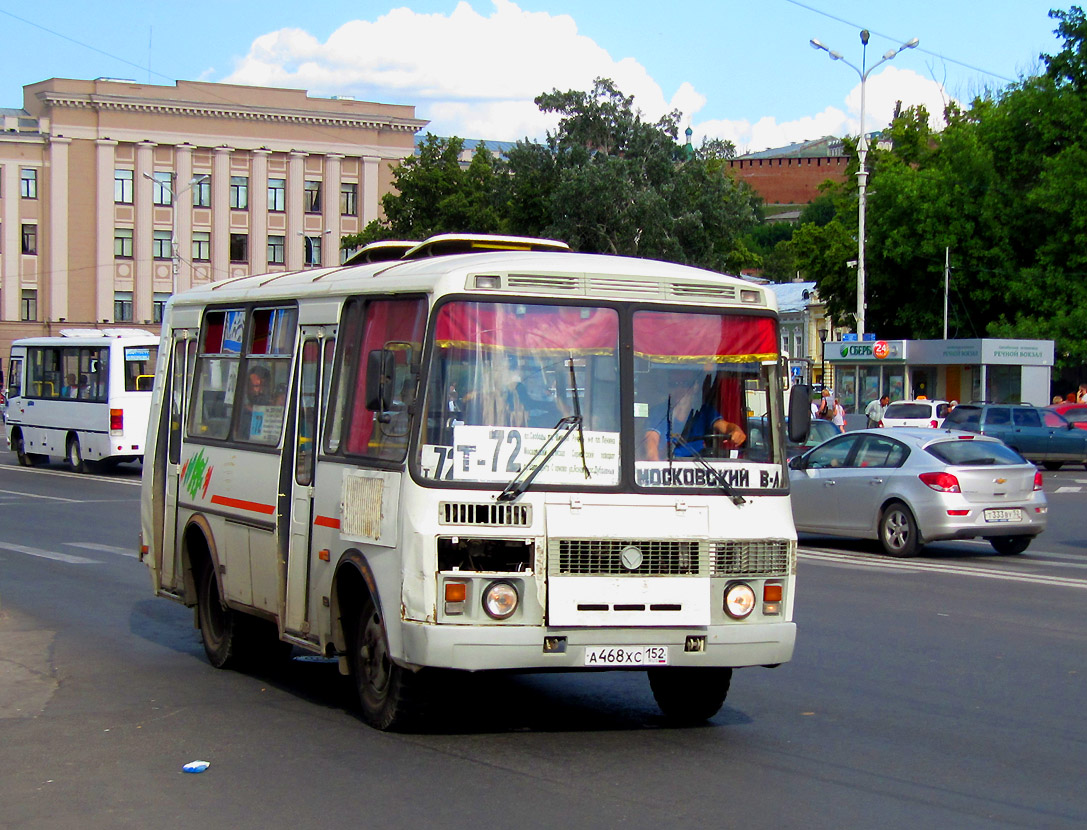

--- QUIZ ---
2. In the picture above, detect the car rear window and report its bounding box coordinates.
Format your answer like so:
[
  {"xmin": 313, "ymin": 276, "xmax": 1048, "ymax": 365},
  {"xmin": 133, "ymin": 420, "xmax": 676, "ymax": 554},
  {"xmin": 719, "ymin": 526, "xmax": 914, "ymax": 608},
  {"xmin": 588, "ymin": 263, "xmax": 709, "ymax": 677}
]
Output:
[
  {"xmin": 925, "ymin": 440, "xmax": 1026, "ymax": 466},
  {"xmin": 884, "ymin": 403, "xmax": 930, "ymax": 419}
]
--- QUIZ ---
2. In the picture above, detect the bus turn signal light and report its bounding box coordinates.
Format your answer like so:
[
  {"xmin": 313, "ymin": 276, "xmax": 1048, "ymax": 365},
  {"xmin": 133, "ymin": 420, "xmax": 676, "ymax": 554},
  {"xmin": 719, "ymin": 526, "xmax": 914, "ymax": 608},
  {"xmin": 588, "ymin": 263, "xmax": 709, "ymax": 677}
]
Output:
[{"xmin": 110, "ymin": 408, "xmax": 124, "ymax": 433}]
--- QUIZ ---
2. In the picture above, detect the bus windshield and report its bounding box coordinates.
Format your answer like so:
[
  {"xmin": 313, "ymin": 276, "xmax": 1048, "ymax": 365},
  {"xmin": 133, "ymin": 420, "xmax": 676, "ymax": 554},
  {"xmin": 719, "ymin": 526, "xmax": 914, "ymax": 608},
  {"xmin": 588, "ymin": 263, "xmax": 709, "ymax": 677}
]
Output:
[{"xmin": 417, "ymin": 301, "xmax": 785, "ymax": 490}]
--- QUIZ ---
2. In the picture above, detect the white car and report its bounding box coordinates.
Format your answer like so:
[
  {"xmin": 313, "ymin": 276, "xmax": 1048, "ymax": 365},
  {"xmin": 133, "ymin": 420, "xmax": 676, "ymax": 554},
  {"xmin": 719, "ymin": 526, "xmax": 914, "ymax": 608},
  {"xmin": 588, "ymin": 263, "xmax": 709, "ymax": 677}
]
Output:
[{"xmin": 880, "ymin": 399, "xmax": 951, "ymax": 428}]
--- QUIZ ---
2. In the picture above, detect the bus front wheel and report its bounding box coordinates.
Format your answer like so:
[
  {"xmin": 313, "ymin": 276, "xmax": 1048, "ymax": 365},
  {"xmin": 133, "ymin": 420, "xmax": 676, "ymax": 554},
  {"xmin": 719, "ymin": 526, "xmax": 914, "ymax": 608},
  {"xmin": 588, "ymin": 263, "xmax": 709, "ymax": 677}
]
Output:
[
  {"xmin": 648, "ymin": 667, "xmax": 732, "ymax": 724},
  {"xmin": 13, "ymin": 432, "xmax": 46, "ymax": 467},
  {"xmin": 196, "ymin": 562, "xmax": 241, "ymax": 669},
  {"xmin": 352, "ymin": 597, "xmax": 425, "ymax": 731}
]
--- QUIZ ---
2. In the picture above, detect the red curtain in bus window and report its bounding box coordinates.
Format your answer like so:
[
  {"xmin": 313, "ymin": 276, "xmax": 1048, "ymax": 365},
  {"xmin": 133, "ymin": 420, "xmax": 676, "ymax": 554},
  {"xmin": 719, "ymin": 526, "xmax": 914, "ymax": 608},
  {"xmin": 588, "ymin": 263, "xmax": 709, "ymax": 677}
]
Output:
[
  {"xmin": 632, "ymin": 312, "xmax": 778, "ymax": 362},
  {"xmin": 434, "ymin": 302, "xmax": 617, "ymax": 354},
  {"xmin": 344, "ymin": 298, "xmax": 426, "ymax": 456}
]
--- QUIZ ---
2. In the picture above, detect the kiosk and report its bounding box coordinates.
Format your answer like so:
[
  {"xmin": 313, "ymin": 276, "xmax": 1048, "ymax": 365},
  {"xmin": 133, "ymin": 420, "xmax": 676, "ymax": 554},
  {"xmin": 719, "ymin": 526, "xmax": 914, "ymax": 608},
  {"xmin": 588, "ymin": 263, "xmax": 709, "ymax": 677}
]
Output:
[{"xmin": 822, "ymin": 338, "xmax": 1054, "ymax": 412}]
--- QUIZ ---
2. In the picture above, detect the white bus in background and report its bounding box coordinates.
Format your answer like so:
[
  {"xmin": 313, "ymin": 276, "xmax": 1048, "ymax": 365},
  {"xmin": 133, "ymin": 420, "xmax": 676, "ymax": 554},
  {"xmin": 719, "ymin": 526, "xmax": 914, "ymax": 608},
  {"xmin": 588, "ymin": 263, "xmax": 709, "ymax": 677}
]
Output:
[
  {"xmin": 5, "ymin": 329, "xmax": 159, "ymax": 471},
  {"xmin": 139, "ymin": 234, "xmax": 811, "ymax": 731}
]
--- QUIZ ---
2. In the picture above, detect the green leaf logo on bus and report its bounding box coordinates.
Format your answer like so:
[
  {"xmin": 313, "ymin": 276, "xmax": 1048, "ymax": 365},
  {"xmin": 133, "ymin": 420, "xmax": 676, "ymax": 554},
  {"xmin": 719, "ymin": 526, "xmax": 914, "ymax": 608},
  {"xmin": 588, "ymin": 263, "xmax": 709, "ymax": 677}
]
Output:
[{"xmin": 181, "ymin": 448, "xmax": 213, "ymax": 500}]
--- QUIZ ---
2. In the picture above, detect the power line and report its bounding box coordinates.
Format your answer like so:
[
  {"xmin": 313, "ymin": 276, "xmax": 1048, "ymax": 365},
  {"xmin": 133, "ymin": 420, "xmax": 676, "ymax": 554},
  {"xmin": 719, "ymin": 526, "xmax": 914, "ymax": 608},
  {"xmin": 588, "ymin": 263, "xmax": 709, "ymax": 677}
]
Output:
[{"xmin": 783, "ymin": 0, "xmax": 1018, "ymax": 84}]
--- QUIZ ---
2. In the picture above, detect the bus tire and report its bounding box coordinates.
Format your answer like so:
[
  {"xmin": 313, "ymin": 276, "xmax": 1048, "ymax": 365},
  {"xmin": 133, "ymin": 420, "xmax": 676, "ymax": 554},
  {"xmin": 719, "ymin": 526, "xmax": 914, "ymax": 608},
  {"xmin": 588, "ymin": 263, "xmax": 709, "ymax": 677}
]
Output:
[
  {"xmin": 352, "ymin": 596, "xmax": 425, "ymax": 731},
  {"xmin": 196, "ymin": 561, "xmax": 242, "ymax": 669},
  {"xmin": 66, "ymin": 435, "xmax": 88, "ymax": 473},
  {"xmin": 648, "ymin": 667, "xmax": 732, "ymax": 724},
  {"xmin": 13, "ymin": 431, "xmax": 32, "ymax": 466}
]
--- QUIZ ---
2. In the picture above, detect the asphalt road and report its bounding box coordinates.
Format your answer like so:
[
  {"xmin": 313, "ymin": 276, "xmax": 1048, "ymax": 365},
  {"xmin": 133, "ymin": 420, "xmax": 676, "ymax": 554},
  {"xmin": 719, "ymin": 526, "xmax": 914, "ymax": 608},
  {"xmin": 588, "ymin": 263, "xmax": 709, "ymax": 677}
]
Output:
[{"xmin": 1, "ymin": 455, "xmax": 1085, "ymax": 829}]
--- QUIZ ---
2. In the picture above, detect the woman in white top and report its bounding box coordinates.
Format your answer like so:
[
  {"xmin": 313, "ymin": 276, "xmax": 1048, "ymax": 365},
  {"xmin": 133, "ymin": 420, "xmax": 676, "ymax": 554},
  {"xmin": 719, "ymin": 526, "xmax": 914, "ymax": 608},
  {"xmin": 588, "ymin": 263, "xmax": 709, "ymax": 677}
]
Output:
[{"xmin": 831, "ymin": 397, "xmax": 846, "ymax": 432}]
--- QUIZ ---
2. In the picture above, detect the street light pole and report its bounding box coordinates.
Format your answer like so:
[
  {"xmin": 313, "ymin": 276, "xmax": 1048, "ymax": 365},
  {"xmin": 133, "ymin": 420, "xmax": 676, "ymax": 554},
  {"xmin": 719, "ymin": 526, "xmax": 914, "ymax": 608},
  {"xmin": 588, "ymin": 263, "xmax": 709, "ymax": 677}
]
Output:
[
  {"xmin": 810, "ymin": 30, "xmax": 918, "ymax": 341},
  {"xmin": 143, "ymin": 172, "xmax": 209, "ymax": 296}
]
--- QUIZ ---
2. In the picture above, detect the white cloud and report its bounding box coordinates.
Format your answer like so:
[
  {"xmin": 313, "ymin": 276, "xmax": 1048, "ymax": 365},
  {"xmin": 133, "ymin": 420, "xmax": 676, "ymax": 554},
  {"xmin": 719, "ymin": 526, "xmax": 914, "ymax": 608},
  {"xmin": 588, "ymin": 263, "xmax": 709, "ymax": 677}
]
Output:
[
  {"xmin": 221, "ymin": 2, "xmax": 953, "ymax": 151},
  {"xmin": 222, "ymin": 0, "xmax": 706, "ymax": 140}
]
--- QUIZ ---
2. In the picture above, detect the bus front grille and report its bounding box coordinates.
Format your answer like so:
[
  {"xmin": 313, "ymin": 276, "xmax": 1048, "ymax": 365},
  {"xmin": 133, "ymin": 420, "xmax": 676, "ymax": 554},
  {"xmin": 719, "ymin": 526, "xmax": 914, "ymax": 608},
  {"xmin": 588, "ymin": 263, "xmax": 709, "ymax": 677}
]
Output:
[
  {"xmin": 439, "ymin": 501, "xmax": 532, "ymax": 527},
  {"xmin": 551, "ymin": 539, "xmax": 703, "ymax": 576},
  {"xmin": 549, "ymin": 538, "xmax": 795, "ymax": 577},
  {"xmin": 712, "ymin": 539, "xmax": 794, "ymax": 576}
]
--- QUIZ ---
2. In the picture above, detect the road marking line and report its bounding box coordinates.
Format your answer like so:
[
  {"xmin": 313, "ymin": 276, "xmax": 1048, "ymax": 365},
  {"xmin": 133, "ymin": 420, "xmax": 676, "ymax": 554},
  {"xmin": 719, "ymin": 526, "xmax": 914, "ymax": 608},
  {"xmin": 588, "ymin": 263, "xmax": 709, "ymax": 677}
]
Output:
[
  {"xmin": 0, "ymin": 488, "xmax": 80, "ymax": 503},
  {"xmin": 0, "ymin": 542, "xmax": 99, "ymax": 564},
  {"xmin": 64, "ymin": 542, "xmax": 137, "ymax": 559},
  {"xmin": 799, "ymin": 549, "xmax": 1087, "ymax": 589},
  {"xmin": 1054, "ymin": 486, "xmax": 1083, "ymax": 493}
]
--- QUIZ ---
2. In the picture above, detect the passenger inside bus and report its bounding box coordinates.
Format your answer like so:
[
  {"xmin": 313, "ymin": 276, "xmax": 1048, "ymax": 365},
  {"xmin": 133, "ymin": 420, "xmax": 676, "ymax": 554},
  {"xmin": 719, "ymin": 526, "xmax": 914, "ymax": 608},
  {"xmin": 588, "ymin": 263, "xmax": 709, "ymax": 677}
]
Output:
[
  {"xmin": 62, "ymin": 373, "xmax": 78, "ymax": 397},
  {"xmin": 642, "ymin": 369, "xmax": 746, "ymax": 461}
]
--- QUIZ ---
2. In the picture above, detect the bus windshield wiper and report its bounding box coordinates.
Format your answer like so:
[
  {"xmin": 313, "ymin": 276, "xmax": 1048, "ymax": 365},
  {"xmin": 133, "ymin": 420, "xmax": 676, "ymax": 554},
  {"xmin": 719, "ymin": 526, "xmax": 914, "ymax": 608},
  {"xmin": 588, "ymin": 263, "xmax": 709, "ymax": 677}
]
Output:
[
  {"xmin": 497, "ymin": 355, "xmax": 591, "ymax": 503},
  {"xmin": 496, "ymin": 415, "xmax": 582, "ymax": 503},
  {"xmin": 667, "ymin": 432, "xmax": 747, "ymax": 506}
]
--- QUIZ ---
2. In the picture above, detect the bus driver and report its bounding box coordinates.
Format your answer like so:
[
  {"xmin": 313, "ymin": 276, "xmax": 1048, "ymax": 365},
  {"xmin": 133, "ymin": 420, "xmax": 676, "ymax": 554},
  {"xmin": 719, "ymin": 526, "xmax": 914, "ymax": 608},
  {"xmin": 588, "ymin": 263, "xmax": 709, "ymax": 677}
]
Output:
[{"xmin": 643, "ymin": 370, "xmax": 746, "ymax": 461}]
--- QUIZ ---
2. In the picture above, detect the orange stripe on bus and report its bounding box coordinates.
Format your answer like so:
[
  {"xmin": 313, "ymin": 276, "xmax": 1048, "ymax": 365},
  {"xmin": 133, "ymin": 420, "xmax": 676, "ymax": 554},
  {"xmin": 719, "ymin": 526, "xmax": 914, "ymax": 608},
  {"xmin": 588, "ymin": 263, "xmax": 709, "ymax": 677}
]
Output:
[
  {"xmin": 314, "ymin": 515, "xmax": 341, "ymax": 529},
  {"xmin": 209, "ymin": 495, "xmax": 276, "ymax": 515}
]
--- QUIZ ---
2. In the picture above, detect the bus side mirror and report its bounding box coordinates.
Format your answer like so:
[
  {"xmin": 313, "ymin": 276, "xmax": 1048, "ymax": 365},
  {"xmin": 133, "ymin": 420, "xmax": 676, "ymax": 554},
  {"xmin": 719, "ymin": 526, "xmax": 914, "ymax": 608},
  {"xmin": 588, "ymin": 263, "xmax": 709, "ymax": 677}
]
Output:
[
  {"xmin": 366, "ymin": 349, "xmax": 395, "ymax": 411},
  {"xmin": 787, "ymin": 384, "xmax": 812, "ymax": 444}
]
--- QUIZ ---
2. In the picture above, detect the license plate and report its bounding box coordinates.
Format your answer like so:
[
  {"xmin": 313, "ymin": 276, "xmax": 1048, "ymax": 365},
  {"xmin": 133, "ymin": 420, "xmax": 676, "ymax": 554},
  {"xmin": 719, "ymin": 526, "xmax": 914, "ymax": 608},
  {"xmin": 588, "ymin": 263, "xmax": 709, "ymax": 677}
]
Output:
[
  {"xmin": 984, "ymin": 508, "xmax": 1023, "ymax": 523},
  {"xmin": 584, "ymin": 645, "xmax": 668, "ymax": 666}
]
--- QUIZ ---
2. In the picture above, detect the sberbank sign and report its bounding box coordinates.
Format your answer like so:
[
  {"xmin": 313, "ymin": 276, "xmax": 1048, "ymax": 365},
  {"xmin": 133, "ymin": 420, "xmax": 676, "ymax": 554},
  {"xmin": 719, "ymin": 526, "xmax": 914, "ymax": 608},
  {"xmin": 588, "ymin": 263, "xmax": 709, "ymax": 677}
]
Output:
[{"xmin": 840, "ymin": 344, "xmax": 874, "ymax": 357}]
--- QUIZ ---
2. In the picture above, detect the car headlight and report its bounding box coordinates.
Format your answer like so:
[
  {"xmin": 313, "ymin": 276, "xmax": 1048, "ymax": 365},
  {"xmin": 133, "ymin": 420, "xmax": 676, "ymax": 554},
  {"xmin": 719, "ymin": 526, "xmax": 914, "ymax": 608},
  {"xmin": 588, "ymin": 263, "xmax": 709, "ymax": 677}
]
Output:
[
  {"xmin": 482, "ymin": 581, "xmax": 519, "ymax": 620},
  {"xmin": 724, "ymin": 582, "xmax": 756, "ymax": 619}
]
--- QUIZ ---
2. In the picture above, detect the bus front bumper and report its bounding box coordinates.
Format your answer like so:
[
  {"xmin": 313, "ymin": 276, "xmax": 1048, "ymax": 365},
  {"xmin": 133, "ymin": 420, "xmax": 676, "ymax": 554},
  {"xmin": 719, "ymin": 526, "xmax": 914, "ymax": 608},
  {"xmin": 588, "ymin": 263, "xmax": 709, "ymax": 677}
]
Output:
[{"xmin": 396, "ymin": 620, "xmax": 796, "ymax": 672}]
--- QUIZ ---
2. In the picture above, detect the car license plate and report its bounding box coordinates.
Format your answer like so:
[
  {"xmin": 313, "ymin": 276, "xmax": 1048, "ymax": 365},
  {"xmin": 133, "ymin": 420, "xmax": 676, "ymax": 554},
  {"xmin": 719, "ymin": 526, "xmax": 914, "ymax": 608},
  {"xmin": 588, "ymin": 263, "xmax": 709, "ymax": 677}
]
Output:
[
  {"xmin": 984, "ymin": 508, "xmax": 1023, "ymax": 523},
  {"xmin": 584, "ymin": 645, "xmax": 668, "ymax": 666}
]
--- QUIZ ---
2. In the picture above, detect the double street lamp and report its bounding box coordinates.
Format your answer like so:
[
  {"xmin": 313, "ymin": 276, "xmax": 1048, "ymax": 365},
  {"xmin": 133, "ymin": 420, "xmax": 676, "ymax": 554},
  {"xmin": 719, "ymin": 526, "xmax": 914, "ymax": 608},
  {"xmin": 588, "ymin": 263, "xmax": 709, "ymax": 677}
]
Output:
[
  {"xmin": 143, "ymin": 172, "xmax": 209, "ymax": 295},
  {"xmin": 810, "ymin": 30, "xmax": 918, "ymax": 341}
]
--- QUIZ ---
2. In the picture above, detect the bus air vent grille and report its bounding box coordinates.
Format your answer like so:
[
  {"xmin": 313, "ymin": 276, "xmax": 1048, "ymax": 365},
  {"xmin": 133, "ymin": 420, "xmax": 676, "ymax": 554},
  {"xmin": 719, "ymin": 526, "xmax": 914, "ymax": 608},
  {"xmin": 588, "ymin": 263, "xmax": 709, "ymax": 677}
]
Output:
[
  {"xmin": 505, "ymin": 273, "xmax": 580, "ymax": 292},
  {"xmin": 587, "ymin": 276, "xmax": 660, "ymax": 295},
  {"xmin": 439, "ymin": 501, "xmax": 532, "ymax": 527},
  {"xmin": 670, "ymin": 282, "xmax": 736, "ymax": 299},
  {"xmin": 550, "ymin": 539, "xmax": 704, "ymax": 576},
  {"xmin": 712, "ymin": 539, "xmax": 794, "ymax": 576}
]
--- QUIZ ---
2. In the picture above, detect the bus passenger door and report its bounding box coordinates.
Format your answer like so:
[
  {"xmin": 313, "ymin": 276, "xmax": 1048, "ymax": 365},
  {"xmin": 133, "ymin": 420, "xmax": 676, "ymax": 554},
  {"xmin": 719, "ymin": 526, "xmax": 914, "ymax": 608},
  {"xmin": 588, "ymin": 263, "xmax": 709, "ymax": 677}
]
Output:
[
  {"xmin": 282, "ymin": 332, "xmax": 329, "ymax": 638},
  {"xmin": 162, "ymin": 333, "xmax": 195, "ymax": 591}
]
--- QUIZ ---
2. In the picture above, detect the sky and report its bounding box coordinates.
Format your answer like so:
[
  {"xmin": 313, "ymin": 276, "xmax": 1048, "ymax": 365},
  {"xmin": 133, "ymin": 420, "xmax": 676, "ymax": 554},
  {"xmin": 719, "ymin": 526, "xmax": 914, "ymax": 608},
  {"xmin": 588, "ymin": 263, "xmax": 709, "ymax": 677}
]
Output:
[{"xmin": 0, "ymin": 0, "xmax": 1069, "ymax": 154}]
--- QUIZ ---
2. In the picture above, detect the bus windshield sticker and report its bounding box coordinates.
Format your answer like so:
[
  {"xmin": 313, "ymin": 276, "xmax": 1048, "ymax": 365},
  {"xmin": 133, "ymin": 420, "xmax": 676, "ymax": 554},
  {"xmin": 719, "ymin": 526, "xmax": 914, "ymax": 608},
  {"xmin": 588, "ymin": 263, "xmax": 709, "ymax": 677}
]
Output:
[
  {"xmin": 223, "ymin": 310, "xmax": 245, "ymax": 354},
  {"xmin": 432, "ymin": 425, "xmax": 619, "ymax": 485},
  {"xmin": 635, "ymin": 461, "xmax": 783, "ymax": 490}
]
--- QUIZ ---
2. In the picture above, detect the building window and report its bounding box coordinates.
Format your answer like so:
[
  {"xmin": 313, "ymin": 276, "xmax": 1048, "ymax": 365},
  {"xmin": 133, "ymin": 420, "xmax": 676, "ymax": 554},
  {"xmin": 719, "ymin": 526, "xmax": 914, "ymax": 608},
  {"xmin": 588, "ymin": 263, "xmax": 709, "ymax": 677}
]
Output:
[
  {"xmin": 152, "ymin": 171, "xmax": 174, "ymax": 206},
  {"xmin": 153, "ymin": 230, "xmax": 173, "ymax": 260},
  {"xmin": 114, "ymin": 227, "xmax": 134, "ymax": 259},
  {"xmin": 21, "ymin": 290, "xmax": 37, "ymax": 321},
  {"xmin": 192, "ymin": 231, "xmax": 211, "ymax": 262},
  {"xmin": 304, "ymin": 180, "xmax": 321, "ymax": 213},
  {"xmin": 229, "ymin": 233, "xmax": 248, "ymax": 263},
  {"xmin": 267, "ymin": 234, "xmax": 285, "ymax": 265},
  {"xmin": 20, "ymin": 168, "xmax": 37, "ymax": 199},
  {"xmin": 21, "ymin": 224, "xmax": 37, "ymax": 255},
  {"xmin": 192, "ymin": 176, "xmax": 211, "ymax": 208},
  {"xmin": 114, "ymin": 291, "xmax": 133, "ymax": 322},
  {"xmin": 153, "ymin": 293, "xmax": 170, "ymax": 324},
  {"xmin": 230, "ymin": 176, "xmax": 249, "ymax": 210},
  {"xmin": 268, "ymin": 178, "xmax": 286, "ymax": 212},
  {"xmin": 115, "ymin": 169, "xmax": 134, "ymax": 204},
  {"xmin": 340, "ymin": 182, "xmax": 358, "ymax": 216},
  {"xmin": 304, "ymin": 235, "xmax": 322, "ymax": 267}
]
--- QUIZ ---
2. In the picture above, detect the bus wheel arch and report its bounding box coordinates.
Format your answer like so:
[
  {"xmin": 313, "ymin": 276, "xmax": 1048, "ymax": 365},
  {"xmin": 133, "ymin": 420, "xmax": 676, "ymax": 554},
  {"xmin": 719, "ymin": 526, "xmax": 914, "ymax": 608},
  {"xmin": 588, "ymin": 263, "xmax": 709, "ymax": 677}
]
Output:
[{"xmin": 11, "ymin": 428, "xmax": 45, "ymax": 467}]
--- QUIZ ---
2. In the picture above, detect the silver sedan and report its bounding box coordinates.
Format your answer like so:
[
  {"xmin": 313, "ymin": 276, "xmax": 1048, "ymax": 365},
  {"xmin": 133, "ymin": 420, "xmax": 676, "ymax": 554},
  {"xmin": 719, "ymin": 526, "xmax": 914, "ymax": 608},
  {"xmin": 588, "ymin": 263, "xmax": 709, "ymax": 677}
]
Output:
[{"xmin": 788, "ymin": 428, "xmax": 1047, "ymax": 557}]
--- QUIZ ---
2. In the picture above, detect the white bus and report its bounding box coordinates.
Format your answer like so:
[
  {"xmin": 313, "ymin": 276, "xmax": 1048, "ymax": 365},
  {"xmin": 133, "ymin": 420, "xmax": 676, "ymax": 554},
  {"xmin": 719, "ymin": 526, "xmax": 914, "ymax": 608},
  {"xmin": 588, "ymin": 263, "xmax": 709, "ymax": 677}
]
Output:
[
  {"xmin": 140, "ymin": 234, "xmax": 811, "ymax": 730},
  {"xmin": 6, "ymin": 329, "xmax": 159, "ymax": 471}
]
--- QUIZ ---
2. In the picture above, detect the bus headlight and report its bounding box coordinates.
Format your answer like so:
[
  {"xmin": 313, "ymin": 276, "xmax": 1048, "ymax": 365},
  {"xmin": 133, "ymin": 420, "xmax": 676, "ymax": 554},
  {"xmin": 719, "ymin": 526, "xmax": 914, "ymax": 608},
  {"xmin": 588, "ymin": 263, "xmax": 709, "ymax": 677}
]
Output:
[
  {"xmin": 482, "ymin": 581, "xmax": 519, "ymax": 620},
  {"xmin": 723, "ymin": 582, "xmax": 756, "ymax": 619}
]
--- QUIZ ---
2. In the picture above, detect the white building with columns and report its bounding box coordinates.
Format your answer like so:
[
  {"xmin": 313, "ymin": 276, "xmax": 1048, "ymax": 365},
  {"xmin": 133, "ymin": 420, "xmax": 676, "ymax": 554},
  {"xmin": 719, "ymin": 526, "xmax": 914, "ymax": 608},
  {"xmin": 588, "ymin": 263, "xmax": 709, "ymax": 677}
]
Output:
[{"xmin": 0, "ymin": 77, "xmax": 426, "ymax": 354}]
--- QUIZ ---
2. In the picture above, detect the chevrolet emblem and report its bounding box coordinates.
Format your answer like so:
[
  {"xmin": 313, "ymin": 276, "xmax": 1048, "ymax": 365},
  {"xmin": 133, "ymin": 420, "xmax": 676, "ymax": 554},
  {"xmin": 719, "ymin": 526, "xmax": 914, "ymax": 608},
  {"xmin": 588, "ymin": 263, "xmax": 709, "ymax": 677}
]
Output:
[{"xmin": 995, "ymin": 477, "xmax": 1007, "ymax": 484}]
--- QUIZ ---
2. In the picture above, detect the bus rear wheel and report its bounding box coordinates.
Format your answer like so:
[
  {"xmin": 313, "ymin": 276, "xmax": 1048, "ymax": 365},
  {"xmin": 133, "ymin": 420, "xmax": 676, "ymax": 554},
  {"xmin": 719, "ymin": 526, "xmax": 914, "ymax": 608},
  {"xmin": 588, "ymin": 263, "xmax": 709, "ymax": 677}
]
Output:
[
  {"xmin": 66, "ymin": 436, "xmax": 89, "ymax": 473},
  {"xmin": 352, "ymin": 597, "xmax": 426, "ymax": 731},
  {"xmin": 648, "ymin": 667, "xmax": 732, "ymax": 724}
]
